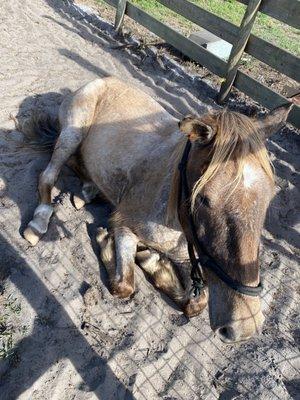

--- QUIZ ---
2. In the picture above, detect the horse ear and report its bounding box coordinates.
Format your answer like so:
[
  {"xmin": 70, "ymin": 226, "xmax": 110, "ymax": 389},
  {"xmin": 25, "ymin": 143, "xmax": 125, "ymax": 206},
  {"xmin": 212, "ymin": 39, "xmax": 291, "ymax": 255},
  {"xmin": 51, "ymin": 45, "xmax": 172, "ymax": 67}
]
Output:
[
  {"xmin": 255, "ymin": 103, "xmax": 293, "ymax": 138},
  {"xmin": 179, "ymin": 115, "xmax": 215, "ymax": 144}
]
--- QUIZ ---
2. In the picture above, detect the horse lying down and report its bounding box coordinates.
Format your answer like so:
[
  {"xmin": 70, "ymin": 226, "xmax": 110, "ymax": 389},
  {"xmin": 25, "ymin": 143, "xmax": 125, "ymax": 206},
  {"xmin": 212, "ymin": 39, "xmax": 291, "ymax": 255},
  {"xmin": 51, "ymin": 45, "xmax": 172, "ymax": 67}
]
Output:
[{"xmin": 21, "ymin": 77, "xmax": 291, "ymax": 343}]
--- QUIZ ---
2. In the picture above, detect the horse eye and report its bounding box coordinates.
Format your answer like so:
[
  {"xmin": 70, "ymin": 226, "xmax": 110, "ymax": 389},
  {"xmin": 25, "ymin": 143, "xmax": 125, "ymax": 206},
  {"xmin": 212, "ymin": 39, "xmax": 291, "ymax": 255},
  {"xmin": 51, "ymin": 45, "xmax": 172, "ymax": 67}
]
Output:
[{"xmin": 199, "ymin": 196, "xmax": 210, "ymax": 207}]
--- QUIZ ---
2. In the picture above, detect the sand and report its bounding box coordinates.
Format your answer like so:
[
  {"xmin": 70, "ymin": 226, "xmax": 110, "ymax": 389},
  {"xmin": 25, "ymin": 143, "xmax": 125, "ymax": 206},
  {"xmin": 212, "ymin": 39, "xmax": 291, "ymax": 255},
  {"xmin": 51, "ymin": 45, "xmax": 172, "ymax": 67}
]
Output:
[{"xmin": 0, "ymin": 1, "xmax": 299, "ymax": 399}]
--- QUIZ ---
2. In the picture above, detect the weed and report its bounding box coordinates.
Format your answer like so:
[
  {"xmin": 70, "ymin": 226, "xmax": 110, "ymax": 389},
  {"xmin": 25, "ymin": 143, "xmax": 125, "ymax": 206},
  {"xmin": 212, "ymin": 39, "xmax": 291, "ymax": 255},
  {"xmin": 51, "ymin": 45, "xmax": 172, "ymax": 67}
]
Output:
[
  {"xmin": 4, "ymin": 294, "xmax": 21, "ymax": 315},
  {"xmin": 0, "ymin": 332, "xmax": 14, "ymax": 359}
]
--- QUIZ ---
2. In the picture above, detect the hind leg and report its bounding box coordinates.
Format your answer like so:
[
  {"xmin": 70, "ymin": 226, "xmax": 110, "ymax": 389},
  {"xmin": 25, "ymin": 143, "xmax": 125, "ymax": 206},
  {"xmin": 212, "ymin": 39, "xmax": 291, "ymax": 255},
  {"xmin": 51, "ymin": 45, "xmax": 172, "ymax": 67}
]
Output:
[
  {"xmin": 24, "ymin": 127, "xmax": 84, "ymax": 245},
  {"xmin": 96, "ymin": 227, "xmax": 138, "ymax": 298},
  {"xmin": 67, "ymin": 155, "xmax": 101, "ymax": 210},
  {"xmin": 24, "ymin": 79, "xmax": 107, "ymax": 245}
]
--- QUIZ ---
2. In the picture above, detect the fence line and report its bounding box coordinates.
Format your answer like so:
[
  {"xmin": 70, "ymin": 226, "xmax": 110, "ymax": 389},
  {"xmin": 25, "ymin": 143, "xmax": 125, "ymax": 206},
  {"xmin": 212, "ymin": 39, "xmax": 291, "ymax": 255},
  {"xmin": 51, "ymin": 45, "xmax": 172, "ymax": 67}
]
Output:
[
  {"xmin": 218, "ymin": 0, "xmax": 263, "ymax": 103},
  {"xmin": 157, "ymin": 0, "xmax": 300, "ymax": 83},
  {"xmin": 105, "ymin": 0, "xmax": 300, "ymax": 128}
]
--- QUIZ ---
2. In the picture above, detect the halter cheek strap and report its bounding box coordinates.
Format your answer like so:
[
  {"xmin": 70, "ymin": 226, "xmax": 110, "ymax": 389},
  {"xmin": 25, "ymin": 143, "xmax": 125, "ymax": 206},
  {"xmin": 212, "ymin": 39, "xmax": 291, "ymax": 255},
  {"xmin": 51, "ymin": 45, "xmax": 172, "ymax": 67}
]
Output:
[{"xmin": 178, "ymin": 140, "xmax": 263, "ymax": 298}]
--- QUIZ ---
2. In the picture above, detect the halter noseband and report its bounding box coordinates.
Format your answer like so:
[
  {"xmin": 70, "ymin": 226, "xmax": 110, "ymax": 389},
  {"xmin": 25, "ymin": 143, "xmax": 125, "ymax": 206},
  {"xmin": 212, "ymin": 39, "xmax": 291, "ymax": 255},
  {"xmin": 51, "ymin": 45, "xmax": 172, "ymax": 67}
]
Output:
[{"xmin": 177, "ymin": 140, "xmax": 263, "ymax": 298}]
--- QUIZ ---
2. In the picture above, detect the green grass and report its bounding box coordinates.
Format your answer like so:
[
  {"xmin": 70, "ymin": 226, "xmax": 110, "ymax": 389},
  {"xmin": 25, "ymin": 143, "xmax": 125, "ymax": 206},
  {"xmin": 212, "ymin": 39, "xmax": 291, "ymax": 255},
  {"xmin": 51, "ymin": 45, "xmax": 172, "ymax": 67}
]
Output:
[
  {"xmin": 105, "ymin": 0, "xmax": 299, "ymax": 56},
  {"xmin": 0, "ymin": 294, "xmax": 26, "ymax": 360}
]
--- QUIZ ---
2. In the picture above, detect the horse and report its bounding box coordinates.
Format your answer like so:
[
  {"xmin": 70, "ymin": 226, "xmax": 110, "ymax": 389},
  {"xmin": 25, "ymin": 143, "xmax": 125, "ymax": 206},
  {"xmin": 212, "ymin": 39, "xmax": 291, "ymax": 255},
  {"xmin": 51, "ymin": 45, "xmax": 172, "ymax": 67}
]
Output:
[{"xmin": 21, "ymin": 77, "xmax": 291, "ymax": 343}]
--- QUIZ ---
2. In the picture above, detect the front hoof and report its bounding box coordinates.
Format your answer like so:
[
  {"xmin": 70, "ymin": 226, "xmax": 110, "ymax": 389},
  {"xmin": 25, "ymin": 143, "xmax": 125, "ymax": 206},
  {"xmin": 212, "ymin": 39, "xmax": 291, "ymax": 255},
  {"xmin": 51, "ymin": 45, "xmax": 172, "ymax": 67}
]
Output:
[
  {"xmin": 23, "ymin": 226, "xmax": 42, "ymax": 246},
  {"xmin": 112, "ymin": 281, "xmax": 135, "ymax": 299},
  {"xmin": 183, "ymin": 290, "xmax": 208, "ymax": 318}
]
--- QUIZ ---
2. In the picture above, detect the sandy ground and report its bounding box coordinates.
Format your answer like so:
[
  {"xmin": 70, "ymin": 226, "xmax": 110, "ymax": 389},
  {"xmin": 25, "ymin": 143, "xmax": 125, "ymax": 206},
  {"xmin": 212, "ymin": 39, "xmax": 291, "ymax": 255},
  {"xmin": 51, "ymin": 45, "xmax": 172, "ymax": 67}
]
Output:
[{"xmin": 0, "ymin": 1, "xmax": 299, "ymax": 399}]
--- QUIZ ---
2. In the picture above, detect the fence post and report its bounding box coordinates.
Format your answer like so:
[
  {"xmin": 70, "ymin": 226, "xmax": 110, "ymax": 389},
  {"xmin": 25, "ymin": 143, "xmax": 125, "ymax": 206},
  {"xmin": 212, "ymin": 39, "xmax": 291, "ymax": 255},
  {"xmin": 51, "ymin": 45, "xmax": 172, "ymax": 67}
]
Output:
[
  {"xmin": 115, "ymin": 0, "xmax": 127, "ymax": 32},
  {"xmin": 218, "ymin": 0, "xmax": 262, "ymax": 103}
]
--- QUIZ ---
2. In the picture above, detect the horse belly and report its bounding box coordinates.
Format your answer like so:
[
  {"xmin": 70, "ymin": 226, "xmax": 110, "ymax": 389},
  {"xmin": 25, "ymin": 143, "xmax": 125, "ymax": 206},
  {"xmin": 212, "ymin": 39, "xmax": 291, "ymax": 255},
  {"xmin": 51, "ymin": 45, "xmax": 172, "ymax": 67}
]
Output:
[{"xmin": 79, "ymin": 86, "xmax": 177, "ymax": 204}]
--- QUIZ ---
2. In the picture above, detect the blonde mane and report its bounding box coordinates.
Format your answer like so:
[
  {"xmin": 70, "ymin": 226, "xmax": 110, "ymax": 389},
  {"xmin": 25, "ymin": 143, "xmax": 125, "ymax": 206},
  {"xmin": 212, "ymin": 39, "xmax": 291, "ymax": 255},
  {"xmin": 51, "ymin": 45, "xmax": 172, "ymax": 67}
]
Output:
[{"xmin": 167, "ymin": 109, "xmax": 274, "ymax": 223}]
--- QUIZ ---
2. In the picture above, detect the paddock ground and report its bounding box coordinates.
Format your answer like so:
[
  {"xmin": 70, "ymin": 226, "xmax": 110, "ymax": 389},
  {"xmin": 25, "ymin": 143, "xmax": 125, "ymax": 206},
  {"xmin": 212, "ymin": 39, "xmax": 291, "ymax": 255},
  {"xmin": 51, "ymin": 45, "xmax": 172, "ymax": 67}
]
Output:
[{"xmin": 0, "ymin": 1, "xmax": 299, "ymax": 399}]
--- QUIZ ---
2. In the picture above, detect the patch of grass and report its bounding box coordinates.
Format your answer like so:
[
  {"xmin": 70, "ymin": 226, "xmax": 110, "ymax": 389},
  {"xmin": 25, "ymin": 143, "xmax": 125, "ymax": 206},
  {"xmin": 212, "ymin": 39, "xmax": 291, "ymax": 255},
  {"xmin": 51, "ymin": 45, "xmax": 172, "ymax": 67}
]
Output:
[
  {"xmin": 98, "ymin": 0, "xmax": 299, "ymax": 56},
  {"xmin": 0, "ymin": 331, "xmax": 14, "ymax": 359},
  {"xmin": 0, "ymin": 314, "xmax": 14, "ymax": 359},
  {"xmin": 4, "ymin": 294, "xmax": 22, "ymax": 315},
  {"xmin": 0, "ymin": 294, "xmax": 27, "ymax": 360}
]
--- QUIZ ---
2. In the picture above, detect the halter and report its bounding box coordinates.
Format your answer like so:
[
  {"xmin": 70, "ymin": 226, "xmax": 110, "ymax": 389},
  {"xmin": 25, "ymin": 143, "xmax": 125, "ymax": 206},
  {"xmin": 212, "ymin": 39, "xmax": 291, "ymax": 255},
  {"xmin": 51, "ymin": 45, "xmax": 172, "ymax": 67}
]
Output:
[{"xmin": 177, "ymin": 140, "xmax": 263, "ymax": 298}]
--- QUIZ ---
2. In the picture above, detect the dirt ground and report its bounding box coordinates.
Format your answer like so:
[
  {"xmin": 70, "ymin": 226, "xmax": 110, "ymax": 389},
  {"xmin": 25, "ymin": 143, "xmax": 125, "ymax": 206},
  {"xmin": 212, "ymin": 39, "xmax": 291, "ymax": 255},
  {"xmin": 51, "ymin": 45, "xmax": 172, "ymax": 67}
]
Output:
[{"xmin": 0, "ymin": 1, "xmax": 299, "ymax": 399}]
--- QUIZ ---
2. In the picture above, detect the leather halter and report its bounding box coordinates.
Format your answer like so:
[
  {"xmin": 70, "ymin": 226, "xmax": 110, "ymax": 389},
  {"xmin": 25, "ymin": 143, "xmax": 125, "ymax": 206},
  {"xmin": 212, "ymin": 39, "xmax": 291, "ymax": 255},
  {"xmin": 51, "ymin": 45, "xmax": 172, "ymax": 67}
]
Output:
[{"xmin": 177, "ymin": 140, "xmax": 263, "ymax": 297}]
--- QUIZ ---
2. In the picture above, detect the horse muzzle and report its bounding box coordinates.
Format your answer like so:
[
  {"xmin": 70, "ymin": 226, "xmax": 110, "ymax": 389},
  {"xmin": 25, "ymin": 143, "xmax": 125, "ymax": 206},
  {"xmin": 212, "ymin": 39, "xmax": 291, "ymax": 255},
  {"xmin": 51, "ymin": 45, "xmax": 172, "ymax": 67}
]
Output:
[{"xmin": 213, "ymin": 310, "xmax": 265, "ymax": 344}]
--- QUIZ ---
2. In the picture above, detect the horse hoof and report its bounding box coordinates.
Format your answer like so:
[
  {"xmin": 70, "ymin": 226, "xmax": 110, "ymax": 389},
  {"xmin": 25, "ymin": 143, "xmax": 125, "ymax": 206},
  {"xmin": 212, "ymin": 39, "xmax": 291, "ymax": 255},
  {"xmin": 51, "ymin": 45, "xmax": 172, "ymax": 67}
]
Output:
[
  {"xmin": 183, "ymin": 291, "xmax": 208, "ymax": 318},
  {"xmin": 23, "ymin": 226, "xmax": 41, "ymax": 246},
  {"xmin": 73, "ymin": 195, "xmax": 86, "ymax": 210},
  {"xmin": 113, "ymin": 281, "xmax": 134, "ymax": 299}
]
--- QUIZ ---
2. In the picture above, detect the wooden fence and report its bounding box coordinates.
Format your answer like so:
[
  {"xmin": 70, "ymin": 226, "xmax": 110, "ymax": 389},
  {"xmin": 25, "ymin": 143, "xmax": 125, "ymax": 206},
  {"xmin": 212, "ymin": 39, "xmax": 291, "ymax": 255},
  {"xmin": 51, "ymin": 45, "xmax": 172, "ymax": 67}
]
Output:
[{"xmin": 103, "ymin": 0, "xmax": 300, "ymax": 128}]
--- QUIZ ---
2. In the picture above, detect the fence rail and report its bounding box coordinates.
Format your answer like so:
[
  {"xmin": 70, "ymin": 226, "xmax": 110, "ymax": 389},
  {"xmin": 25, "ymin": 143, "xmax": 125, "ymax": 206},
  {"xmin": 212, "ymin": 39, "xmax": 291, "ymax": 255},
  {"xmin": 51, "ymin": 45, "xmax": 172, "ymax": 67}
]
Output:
[
  {"xmin": 157, "ymin": 0, "xmax": 299, "ymax": 84},
  {"xmin": 104, "ymin": 0, "xmax": 300, "ymax": 128},
  {"xmin": 237, "ymin": 0, "xmax": 300, "ymax": 29}
]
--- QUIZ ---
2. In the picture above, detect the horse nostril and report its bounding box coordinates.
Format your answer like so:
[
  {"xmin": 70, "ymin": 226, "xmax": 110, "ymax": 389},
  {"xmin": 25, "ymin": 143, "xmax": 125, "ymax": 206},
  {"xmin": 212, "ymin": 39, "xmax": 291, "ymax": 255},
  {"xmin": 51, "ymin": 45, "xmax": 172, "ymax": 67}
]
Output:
[{"xmin": 216, "ymin": 326, "xmax": 236, "ymax": 343}]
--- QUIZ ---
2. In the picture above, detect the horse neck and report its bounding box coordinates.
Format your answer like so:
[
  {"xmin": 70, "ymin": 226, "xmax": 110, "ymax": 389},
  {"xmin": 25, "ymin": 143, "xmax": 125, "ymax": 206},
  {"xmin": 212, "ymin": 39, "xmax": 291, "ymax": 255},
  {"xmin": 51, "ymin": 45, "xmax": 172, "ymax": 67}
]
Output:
[{"xmin": 144, "ymin": 132, "xmax": 185, "ymax": 230}]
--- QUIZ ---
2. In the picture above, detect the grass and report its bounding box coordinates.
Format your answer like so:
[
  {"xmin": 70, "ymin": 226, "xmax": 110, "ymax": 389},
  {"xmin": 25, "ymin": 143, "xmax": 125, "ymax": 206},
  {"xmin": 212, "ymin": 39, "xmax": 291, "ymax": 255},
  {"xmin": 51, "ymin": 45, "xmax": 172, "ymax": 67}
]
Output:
[
  {"xmin": 99, "ymin": 0, "xmax": 299, "ymax": 56},
  {"xmin": 0, "ymin": 294, "xmax": 27, "ymax": 360}
]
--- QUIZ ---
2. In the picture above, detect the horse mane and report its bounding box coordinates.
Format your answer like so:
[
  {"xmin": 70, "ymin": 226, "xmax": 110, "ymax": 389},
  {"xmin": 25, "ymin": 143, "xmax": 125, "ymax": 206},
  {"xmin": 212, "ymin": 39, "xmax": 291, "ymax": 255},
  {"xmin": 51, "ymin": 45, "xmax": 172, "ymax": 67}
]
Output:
[{"xmin": 167, "ymin": 109, "xmax": 274, "ymax": 223}]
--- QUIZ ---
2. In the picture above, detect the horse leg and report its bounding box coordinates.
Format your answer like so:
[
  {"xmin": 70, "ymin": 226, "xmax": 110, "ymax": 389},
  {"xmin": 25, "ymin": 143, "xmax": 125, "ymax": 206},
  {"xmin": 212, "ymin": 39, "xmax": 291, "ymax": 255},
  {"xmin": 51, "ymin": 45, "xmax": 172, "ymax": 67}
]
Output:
[
  {"xmin": 67, "ymin": 155, "xmax": 100, "ymax": 210},
  {"xmin": 96, "ymin": 227, "xmax": 138, "ymax": 298},
  {"xmin": 136, "ymin": 248, "xmax": 186, "ymax": 307},
  {"xmin": 23, "ymin": 79, "xmax": 108, "ymax": 245},
  {"xmin": 23, "ymin": 127, "xmax": 84, "ymax": 245},
  {"xmin": 73, "ymin": 179, "xmax": 100, "ymax": 210},
  {"xmin": 96, "ymin": 227, "xmax": 116, "ymax": 284},
  {"xmin": 136, "ymin": 248, "xmax": 208, "ymax": 317}
]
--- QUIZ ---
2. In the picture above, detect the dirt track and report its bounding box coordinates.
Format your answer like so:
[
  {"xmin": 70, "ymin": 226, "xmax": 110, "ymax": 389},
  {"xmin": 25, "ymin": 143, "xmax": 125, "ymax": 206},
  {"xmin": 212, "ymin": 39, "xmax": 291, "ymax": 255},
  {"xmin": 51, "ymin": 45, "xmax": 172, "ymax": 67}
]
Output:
[{"xmin": 0, "ymin": 1, "xmax": 299, "ymax": 399}]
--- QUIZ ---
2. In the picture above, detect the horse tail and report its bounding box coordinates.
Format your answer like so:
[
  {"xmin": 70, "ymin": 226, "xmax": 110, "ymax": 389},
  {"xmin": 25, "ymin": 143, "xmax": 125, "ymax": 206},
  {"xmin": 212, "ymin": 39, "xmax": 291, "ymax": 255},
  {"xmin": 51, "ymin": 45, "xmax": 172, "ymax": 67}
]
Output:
[{"xmin": 15, "ymin": 109, "xmax": 60, "ymax": 151}]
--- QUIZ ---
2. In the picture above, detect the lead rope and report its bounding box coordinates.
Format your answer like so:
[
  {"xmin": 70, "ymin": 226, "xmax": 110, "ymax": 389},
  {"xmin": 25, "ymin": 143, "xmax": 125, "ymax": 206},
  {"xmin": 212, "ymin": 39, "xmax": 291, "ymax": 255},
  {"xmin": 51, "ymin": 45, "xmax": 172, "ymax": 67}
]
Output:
[
  {"xmin": 178, "ymin": 140, "xmax": 206, "ymax": 298},
  {"xmin": 177, "ymin": 140, "xmax": 263, "ymax": 297},
  {"xmin": 188, "ymin": 243, "xmax": 206, "ymax": 297}
]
